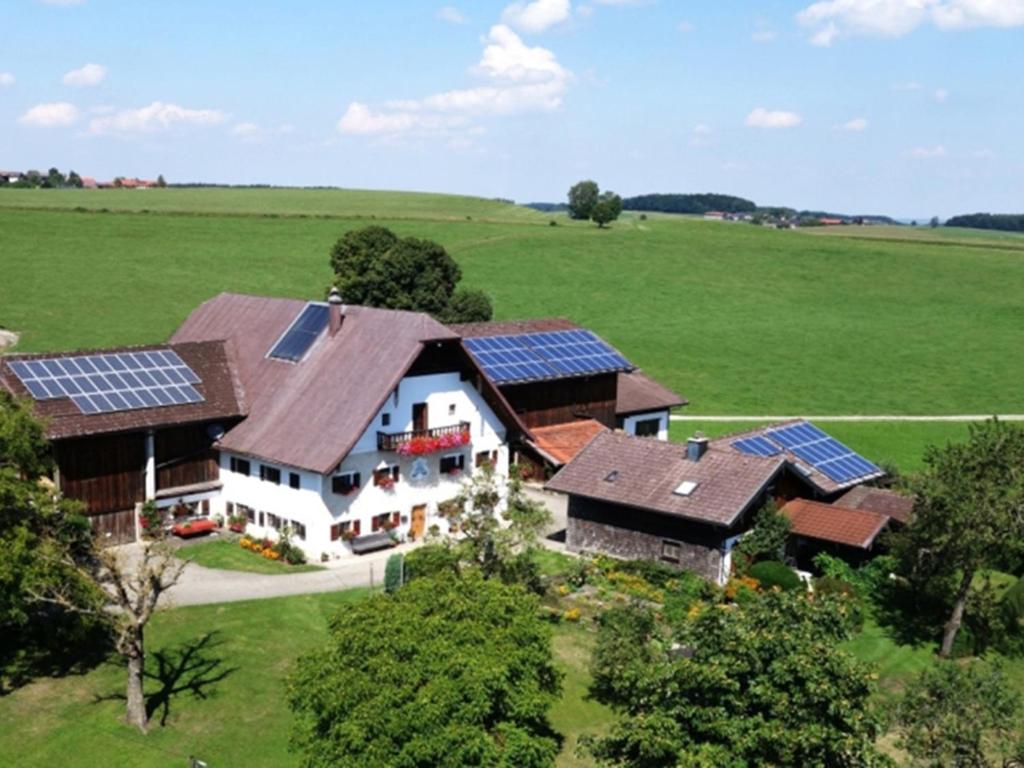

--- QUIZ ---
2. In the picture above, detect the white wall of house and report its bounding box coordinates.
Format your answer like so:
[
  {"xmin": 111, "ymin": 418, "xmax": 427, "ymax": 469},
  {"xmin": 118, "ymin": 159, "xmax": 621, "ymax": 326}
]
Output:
[
  {"xmin": 215, "ymin": 371, "xmax": 509, "ymax": 560},
  {"xmin": 622, "ymin": 410, "xmax": 670, "ymax": 441}
]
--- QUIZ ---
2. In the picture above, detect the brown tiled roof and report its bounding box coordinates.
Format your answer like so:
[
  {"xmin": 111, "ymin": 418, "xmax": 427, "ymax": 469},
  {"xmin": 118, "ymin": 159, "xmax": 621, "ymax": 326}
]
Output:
[
  {"xmin": 171, "ymin": 293, "xmax": 524, "ymax": 474},
  {"xmin": 546, "ymin": 431, "xmax": 784, "ymax": 527},
  {"xmin": 0, "ymin": 341, "xmax": 244, "ymax": 440},
  {"xmin": 834, "ymin": 486, "xmax": 914, "ymax": 524},
  {"xmin": 781, "ymin": 498, "xmax": 888, "ymax": 549},
  {"xmin": 708, "ymin": 420, "xmax": 885, "ymax": 495},
  {"xmin": 616, "ymin": 371, "xmax": 687, "ymax": 415},
  {"xmin": 531, "ymin": 419, "xmax": 608, "ymax": 465},
  {"xmin": 447, "ymin": 317, "xmax": 581, "ymax": 337}
]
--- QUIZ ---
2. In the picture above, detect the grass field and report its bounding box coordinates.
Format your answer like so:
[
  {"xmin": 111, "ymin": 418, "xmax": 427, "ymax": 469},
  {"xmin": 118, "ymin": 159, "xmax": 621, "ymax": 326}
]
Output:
[
  {"xmin": 178, "ymin": 540, "xmax": 324, "ymax": 575},
  {"xmin": 669, "ymin": 420, "xmax": 972, "ymax": 473},
  {"xmin": 2, "ymin": 192, "xmax": 1022, "ymax": 418},
  {"xmin": 0, "ymin": 589, "xmax": 610, "ymax": 768}
]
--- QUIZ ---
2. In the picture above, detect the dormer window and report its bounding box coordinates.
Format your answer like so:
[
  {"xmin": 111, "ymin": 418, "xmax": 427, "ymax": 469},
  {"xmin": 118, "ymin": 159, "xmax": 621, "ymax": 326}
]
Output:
[{"xmin": 673, "ymin": 480, "xmax": 698, "ymax": 496}]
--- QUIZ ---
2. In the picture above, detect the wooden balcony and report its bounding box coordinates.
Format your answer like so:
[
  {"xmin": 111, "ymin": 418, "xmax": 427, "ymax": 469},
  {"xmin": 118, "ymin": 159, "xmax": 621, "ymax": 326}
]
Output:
[{"xmin": 377, "ymin": 421, "xmax": 471, "ymax": 453}]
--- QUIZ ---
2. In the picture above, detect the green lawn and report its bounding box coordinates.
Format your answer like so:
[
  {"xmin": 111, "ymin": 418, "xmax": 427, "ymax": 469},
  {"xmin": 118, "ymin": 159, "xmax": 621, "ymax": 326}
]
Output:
[
  {"xmin": 670, "ymin": 419, "xmax": 972, "ymax": 473},
  {"xmin": 0, "ymin": 589, "xmax": 610, "ymax": 768},
  {"xmin": 179, "ymin": 539, "xmax": 324, "ymax": 575}
]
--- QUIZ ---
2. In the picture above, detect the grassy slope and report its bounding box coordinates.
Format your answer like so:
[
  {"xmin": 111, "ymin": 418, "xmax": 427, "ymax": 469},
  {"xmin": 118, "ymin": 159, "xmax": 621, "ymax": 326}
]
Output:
[
  {"xmin": 0, "ymin": 589, "xmax": 607, "ymax": 768},
  {"xmin": 2, "ymin": 198, "xmax": 1022, "ymax": 416},
  {"xmin": 179, "ymin": 540, "xmax": 324, "ymax": 575}
]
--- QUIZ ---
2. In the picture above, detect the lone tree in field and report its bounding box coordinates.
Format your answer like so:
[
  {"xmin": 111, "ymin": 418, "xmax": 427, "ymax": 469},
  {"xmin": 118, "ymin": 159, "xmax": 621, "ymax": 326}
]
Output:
[
  {"xmin": 567, "ymin": 179, "xmax": 599, "ymax": 219},
  {"xmin": 288, "ymin": 573, "xmax": 562, "ymax": 768},
  {"xmin": 329, "ymin": 225, "xmax": 493, "ymax": 323},
  {"xmin": 591, "ymin": 190, "xmax": 623, "ymax": 228},
  {"xmin": 892, "ymin": 419, "xmax": 1024, "ymax": 657}
]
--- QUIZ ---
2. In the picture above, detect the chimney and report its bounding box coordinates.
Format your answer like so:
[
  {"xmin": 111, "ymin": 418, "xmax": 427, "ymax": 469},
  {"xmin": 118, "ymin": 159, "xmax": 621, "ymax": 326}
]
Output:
[
  {"xmin": 328, "ymin": 286, "xmax": 344, "ymax": 336},
  {"xmin": 686, "ymin": 432, "xmax": 708, "ymax": 462}
]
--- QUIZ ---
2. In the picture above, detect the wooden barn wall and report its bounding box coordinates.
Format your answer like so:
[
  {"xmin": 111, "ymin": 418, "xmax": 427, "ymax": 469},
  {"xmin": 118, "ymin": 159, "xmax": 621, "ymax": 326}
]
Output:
[
  {"xmin": 502, "ymin": 374, "xmax": 618, "ymax": 429},
  {"xmin": 155, "ymin": 424, "xmax": 219, "ymax": 490},
  {"xmin": 56, "ymin": 433, "xmax": 145, "ymax": 517}
]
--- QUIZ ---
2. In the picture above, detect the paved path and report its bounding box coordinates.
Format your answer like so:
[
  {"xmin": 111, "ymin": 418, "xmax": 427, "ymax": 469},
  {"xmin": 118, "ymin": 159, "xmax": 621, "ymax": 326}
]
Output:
[{"xmin": 670, "ymin": 414, "xmax": 1024, "ymax": 422}]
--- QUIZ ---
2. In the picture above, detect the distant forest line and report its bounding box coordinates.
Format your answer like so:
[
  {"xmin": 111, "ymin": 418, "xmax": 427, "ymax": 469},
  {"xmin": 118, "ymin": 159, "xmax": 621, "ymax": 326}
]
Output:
[{"xmin": 944, "ymin": 213, "xmax": 1024, "ymax": 233}]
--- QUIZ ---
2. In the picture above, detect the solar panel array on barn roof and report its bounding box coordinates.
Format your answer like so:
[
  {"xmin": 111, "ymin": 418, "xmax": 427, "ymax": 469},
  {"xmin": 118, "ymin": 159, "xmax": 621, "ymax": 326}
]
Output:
[
  {"xmin": 730, "ymin": 420, "xmax": 880, "ymax": 486},
  {"xmin": 463, "ymin": 329, "xmax": 634, "ymax": 384},
  {"xmin": 8, "ymin": 349, "xmax": 205, "ymax": 415}
]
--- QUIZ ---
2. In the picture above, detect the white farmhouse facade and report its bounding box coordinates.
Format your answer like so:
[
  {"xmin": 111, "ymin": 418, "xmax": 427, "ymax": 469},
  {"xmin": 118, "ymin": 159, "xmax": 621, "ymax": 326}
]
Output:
[{"xmin": 216, "ymin": 370, "xmax": 509, "ymax": 560}]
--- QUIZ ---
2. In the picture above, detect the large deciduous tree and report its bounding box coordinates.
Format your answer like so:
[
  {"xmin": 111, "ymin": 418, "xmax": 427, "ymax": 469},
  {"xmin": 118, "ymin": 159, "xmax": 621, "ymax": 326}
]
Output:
[
  {"xmin": 288, "ymin": 573, "xmax": 562, "ymax": 768},
  {"xmin": 892, "ymin": 419, "xmax": 1024, "ymax": 657},
  {"xmin": 585, "ymin": 590, "xmax": 886, "ymax": 767},
  {"xmin": 894, "ymin": 660, "xmax": 1024, "ymax": 767},
  {"xmin": 591, "ymin": 191, "xmax": 623, "ymax": 228},
  {"xmin": 567, "ymin": 180, "xmax": 599, "ymax": 220},
  {"xmin": 328, "ymin": 226, "xmax": 493, "ymax": 323}
]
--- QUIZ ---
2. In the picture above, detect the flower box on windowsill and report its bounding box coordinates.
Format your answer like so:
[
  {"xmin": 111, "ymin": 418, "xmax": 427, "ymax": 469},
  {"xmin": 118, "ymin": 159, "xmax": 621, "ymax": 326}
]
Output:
[
  {"xmin": 444, "ymin": 468, "xmax": 462, "ymax": 478},
  {"xmin": 171, "ymin": 518, "xmax": 217, "ymax": 539},
  {"xmin": 377, "ymin": 478, "xmax": 395, "ymax": 491}
]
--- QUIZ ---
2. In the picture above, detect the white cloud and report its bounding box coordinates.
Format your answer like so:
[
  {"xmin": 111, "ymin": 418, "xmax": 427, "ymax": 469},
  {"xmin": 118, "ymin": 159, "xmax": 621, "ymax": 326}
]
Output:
[
  {"xmin": 797, "ymin": 0, "xmax": 1024, "ymax": 45},
  {"xmin": 0, "ymin": 72, "xmax": 14, "ymax": 86},
  {"xmin": 89, "ymin": 101, "xmax": 227, "ymax": 134},
  {"xmin": 835, "ymin": 117, "xmax": 868, "ymax": 131},
  {"xmin": 18, "ymin": 102, "xmax": 79, "ymax": 127},
  {"xmin": 905, "ymin": 144, "xmax": 947, "ymax": 158},
  {"xmin": 745, "ymin": 107, "xmax": 803, "ymax": 128},
  {"xmin": 437, "ymin": 5, "xmax": 468, "ymax": 24},
  {"xmin": 690, "ymin": 122, "xmax": 712, "ymax": 146},
  {"xmin": 501, "ymin": 0, "xmax": 571, "ymax": 32},
  {"xmin": 62, "ymin": 63, "xmax": 106, "ymax": 87},
  {"xmin": 933, "ymin": 87, "xmax": 948, "ymax": 102},
  {"xmin": 338, "ymin": 24, "xmax": 571, "ymax": 136}
]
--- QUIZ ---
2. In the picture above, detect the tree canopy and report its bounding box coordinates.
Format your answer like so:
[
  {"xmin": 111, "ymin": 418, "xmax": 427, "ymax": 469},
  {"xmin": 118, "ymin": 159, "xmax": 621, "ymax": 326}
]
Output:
[
  {"xmin": 891, "ymin": 419, "xmax": 1024, "ymax": 656},
  {"xmin": 567, "ymin": 180, "xmax": 599, "ymax": 220},
  {"xmin": 584, "ymin": 590, "xmax": 885, "ymax": 767},
  {"xmin": 591, "ymin": 191, "xmax": 623, "ymax": 228},
  {"xmin": 945, "ymin": 213, "xmax": 1024, "ymax": 233},
  {"xmin": 288, "ymin": 573, "xmax": 562, "ymax": 768},
  {"xmin": 622, "ymin": 193, "xmax": 757, "ymax": 215},
  {"xmin": 328, "ymin": 226, "xmax": 493, "ymax": 323}
]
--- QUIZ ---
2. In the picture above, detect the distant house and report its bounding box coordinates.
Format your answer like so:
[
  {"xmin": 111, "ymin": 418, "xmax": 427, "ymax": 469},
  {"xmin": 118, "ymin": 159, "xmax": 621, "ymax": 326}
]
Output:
[
  {"xmin": 819, "ymin": 217, "xmax": 845, "ymax": 226},
  {"xmin": 546, "ymin": 420, "xmax": 892, "ymax": 583},
  {"xmin": 0, "ymin": 170, "xmax": 22, "ymax": 185},
  {"xmin": 451, "ymin": 318, "xmax": 686, "ymax": 473},
  {"xmin": 780, "ymin": 498, "xmax": 892, "ymax": 567},
  {"xmin": 703, "ymin": 211, "xmax": 726, "ymax": 221},
  {"xmin": 117, "ymin": 177, "xmax": 157, "ymax": 189},
  {"xmin": 80, "ymin": 176, "xmax": 98, "ymax": 189}
]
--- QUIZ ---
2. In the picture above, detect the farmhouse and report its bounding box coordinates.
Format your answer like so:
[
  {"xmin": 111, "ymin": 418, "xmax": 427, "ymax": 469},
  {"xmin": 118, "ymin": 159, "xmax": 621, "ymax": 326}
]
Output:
[
  {"xmin": 452, "ymin": 318, "xmax": 686, "ymax": 474},
  {"xmin": 1, "ymin": 291, "xmax": 527, "ymax": 557},
  {"xmin": 0, "ymin": 170, "xmax": 22, "ymax": 185},
  {"xmin": 547, "ymin": 421, "xmax": 898, "ymax": 583}
]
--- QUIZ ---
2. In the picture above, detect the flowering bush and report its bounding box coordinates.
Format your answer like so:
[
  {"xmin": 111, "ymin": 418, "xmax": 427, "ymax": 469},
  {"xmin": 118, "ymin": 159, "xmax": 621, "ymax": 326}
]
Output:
[
  {"xmin": 378, "ymin": 476, "xmax": 396, "ymax": 490},
  {"xmin": 562, "ymin": 608, "xmax": 581, "ymax": 622},
  {"xmin": 139, "ymin": 501, "xmax": 166, "ymax": 539}
]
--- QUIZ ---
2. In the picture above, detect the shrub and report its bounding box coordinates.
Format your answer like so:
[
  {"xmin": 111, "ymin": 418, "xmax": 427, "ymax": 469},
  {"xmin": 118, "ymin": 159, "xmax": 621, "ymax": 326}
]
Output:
[
  {"xmin": 616, "ymin": 558, "xmax": 681, "ymax": 588},
  {"xmin": 384, "ymin": 553, "xmax": 404, "ymax": 594},
  {"xmin": 815, "ymin": 576, "xmax": 857, "ymax": 598},
  {"xmin": 749, "ymin": 561, "xmax": 803, "ymax": 592},
  {"xmin": 562, "ymin": 608, "xmax": 581, "ymax": 622},
  {"xmin": 138, "ymin": 500, "xmax": 165, "ymax": 539},
  {"xmin": 405, "ymin": 543, "xmax": 460, "ymax": 581},
  {"xmin": 737, "ymin": 501, "xmax": 790, "ymax": 563}
]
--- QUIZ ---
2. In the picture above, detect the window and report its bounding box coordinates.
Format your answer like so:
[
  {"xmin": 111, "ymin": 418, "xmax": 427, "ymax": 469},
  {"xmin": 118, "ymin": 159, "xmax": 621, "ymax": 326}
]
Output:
[
  {"xmin": 291, "ymin": 521, "xmax": 307, "ymax": 540},
  {"xmin": 440, "ymin": 454, "xmax": 465, "ymax": 475},
  {"xmin": 374, "ymin": 466, "xmax": 400, "ymax": 487},
  {"xmin": 266, "ymin": 513, "xmax": 282, "ymax": 530},
  {"xmin": 330, "ymin": 519, "xmax": 361, "ymax": 541},
  {"xmin": 448, "ymin": 403, "xmax": 456, "ymax": 416},
  {"xmin": 289, "ymin": 472, "xmax": 301, "ymax": 490},
  {"xmin": 260, "ymin": 465, "xmax": 281, "ymax": 484},
  {"xmin": 661, "ymin": 540, "xmax": 682, "ymax": 564},
  {"xmin": 372, "ymin": 511, "xmax": 401, "ymax": 532},
  {"xmin": 332, "ymin": 471, "xmax": 361, "ymax": 495},
  {"xmin": 229, "ymin": 456, "xmax": 251, "ymax": 475},
  {"xmin": 225, "ymin": 501, "xmax": 234, "ymax": 515},
  {"xmin": 634, "ymin": 418, "xmax": 661, "ymax": 438},
  {"xmin": 381, "ymin": 413, "xmax": 391, "ymax": 427},
  {"xmin": 258, "ymin": 511, "xmax": 265, "ymax": 527},
  {"xmin": 475, "ymin": 450, "xmax": 499, "ymax": 469},
  {"xmin": 239, "ymin": 504, "xmax": 255, "ymax": 523}
]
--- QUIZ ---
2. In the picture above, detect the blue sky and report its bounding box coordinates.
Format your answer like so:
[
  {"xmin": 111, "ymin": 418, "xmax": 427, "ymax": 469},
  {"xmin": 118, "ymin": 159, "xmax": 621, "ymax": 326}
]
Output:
[{"xmin": 2, "ymin": 0, "xmax": 1022, "ymax": 217}]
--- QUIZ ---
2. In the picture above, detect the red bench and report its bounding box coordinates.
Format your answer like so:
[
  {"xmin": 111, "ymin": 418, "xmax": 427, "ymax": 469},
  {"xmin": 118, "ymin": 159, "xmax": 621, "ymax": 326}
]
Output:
[{"xmin": 171, "ymin": 518, "xmax": 218, "ymax": 538}]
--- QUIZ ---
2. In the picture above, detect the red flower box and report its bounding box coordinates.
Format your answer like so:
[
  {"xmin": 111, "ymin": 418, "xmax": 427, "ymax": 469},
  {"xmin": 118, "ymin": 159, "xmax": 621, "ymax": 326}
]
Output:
[{"xmin": 171, "ymin": 518, "xmax": 218, "ymax": 538}]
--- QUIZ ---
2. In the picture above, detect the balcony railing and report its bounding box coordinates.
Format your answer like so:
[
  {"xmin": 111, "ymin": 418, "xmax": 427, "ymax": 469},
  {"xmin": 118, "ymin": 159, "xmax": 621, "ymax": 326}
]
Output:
[{"xmin": 377, "ymin": 421, "xmax": 471, "ymax": 453}]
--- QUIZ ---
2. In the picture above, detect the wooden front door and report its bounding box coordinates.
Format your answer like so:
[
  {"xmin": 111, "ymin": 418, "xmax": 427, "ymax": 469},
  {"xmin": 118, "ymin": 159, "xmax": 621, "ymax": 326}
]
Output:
[
  {"xmin": 410, "ymin": 504, "xmax": 427, "ymax": 540},
  {"xmin": 412, "ymin": 402, "xmax": 428, "ymax": 432}
]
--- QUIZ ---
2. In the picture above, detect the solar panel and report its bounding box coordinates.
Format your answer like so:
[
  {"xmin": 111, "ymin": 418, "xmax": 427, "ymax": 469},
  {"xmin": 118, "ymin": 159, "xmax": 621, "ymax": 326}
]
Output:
[
  {"xmin": 8, "ymin": 349, "xmax": 205, "ymax": 415},
  {"xmin": 765, "ymin": 422, "xmax": 881, "ymax": 484},
  {"xmin": 464, "ymin": 329, "xmax": 634, "ymax": 384},
  {"xmin": 268, "ymin": 303, "xmax": 330, "ymax": 362},
  {"xmin": 732, "ymin": 435, "xmax": 782, "ymax": 457}
]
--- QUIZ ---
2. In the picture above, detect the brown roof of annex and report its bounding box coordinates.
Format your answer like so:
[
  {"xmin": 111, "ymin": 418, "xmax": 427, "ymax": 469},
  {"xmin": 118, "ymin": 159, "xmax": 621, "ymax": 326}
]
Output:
[
  {"xmin": 834, "ymin": 485, "xmax": 914, "ymax": 524},
  {"xmin": 0, "ymin": 340, "xmax": 245, "ymax": 440},
  {"xmin": 531, "ymin": 419, "xmax": 608, "ymax": 465},
  {"xmin": 781, "ymin": 498, "xmax": 889, "ymax": 549},
  {"xmin": 171, "ymin": 292, "xmax": 525, "ymax": 475},
  {"xmin": 546, "ymin": 431, "xmax": 785, "ymax": 527}
]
